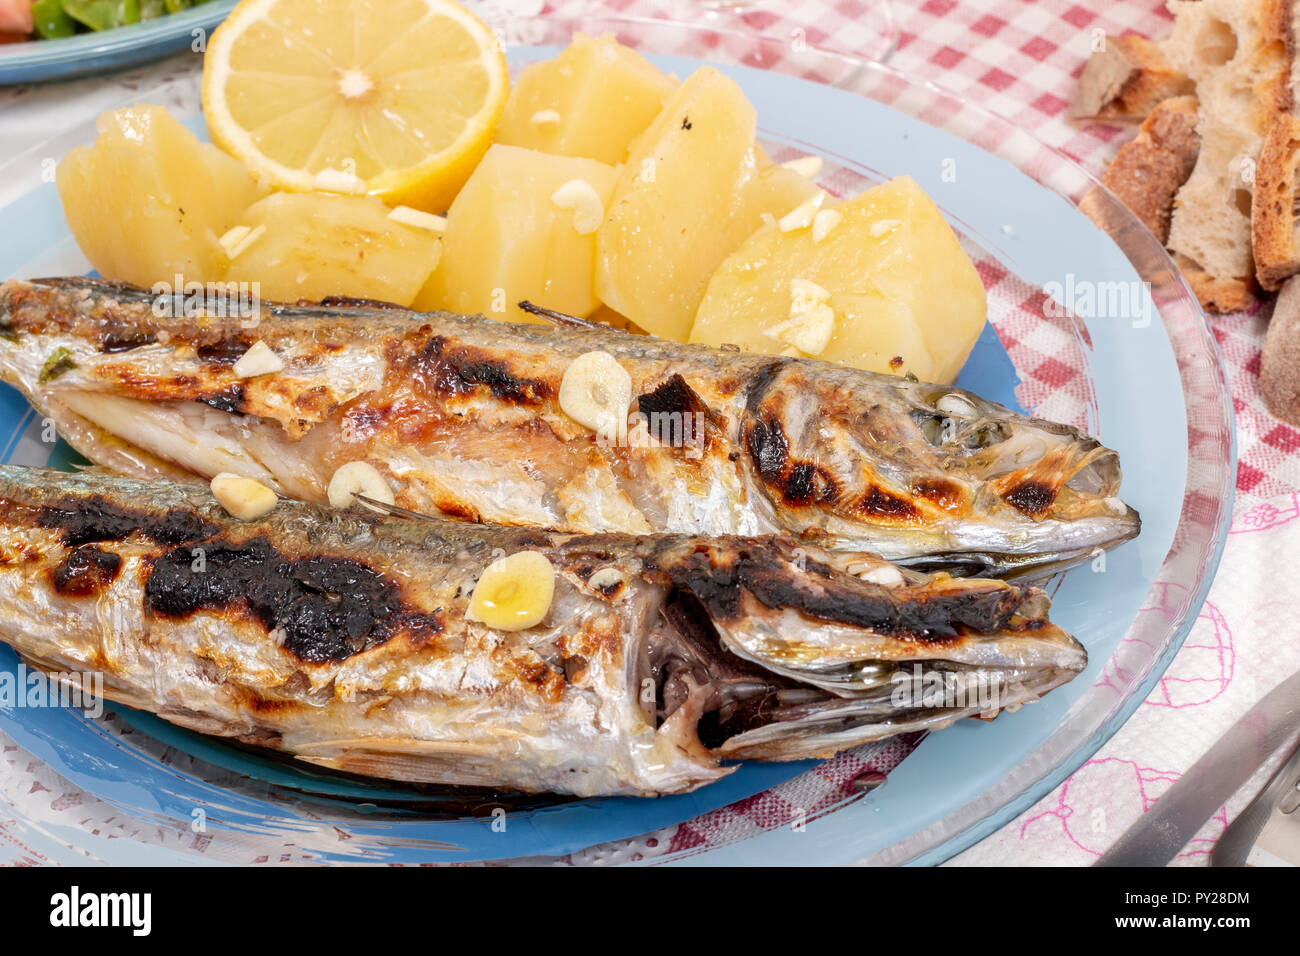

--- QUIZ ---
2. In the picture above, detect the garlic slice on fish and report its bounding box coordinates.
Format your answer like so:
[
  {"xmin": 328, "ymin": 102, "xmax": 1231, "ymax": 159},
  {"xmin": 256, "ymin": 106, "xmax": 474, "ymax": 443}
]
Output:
[
  {"xmin": 233, "ymin": 341, "xmax": 284, "ymax": 378},
  {"xmin": 559, "ymin": 351, "xmax": 632, "ymax": 435},
  {"xmin": 210, "ymin": 473, "xmax": 277, "ymax": 521},
  {"xmin": 327, "ymin": 461, "xmax": 394, "ymax": 511},
  {"xmin": 468, "ymin": 551, "xmax": 556, "ymax": 631}
]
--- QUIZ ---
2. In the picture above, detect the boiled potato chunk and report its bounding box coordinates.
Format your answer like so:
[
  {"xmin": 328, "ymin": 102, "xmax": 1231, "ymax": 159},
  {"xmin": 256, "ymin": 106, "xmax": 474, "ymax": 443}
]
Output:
[
  {"xmin": 494, "ymin": 33, "xmax": 677, "ymax": 165},
  {"xmin": 599, "ymin": 67, "xmax": 825, "ymax": 342},
  {"xmin": 57, "ymin": 105, "xmax": 267, "ymax": 288},
  {"xmin": 690, "ymin": 176, "xmax": 987, "ymax": 383},
  {"xmin": 416, "ymin": 144, "xmax": 618, "ymax": 323},
  {"xmin": 223, "ymin": 193, "xmax": 441, "ymax": 306}
]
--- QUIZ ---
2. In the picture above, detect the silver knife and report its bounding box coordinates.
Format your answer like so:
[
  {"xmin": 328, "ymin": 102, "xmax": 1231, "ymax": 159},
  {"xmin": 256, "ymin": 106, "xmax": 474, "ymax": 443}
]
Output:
[{"xmin": 1095, "ymin": 668, "xmax": 1300, "ymax": 867}]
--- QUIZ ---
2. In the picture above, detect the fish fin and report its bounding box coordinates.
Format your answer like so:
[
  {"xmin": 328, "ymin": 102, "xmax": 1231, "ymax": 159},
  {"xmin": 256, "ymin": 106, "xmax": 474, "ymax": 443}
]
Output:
[
  {"xmin": 19, "ymin": 655, "xmax": 157, "ymax": 712},
  {"xmin": 516, "ymin": 300, "xmax": 606, "ymax": 330},
  {"xmin": 350, "ymin": 495, "xmax": 448, "ymax": 523},
  {"xmin": 295, "ymin": 740, "xmax": 518, "ymax": 788},
  {"xmin": 295, "ymin": 737, "xmax": 498, "ymax": 755}
]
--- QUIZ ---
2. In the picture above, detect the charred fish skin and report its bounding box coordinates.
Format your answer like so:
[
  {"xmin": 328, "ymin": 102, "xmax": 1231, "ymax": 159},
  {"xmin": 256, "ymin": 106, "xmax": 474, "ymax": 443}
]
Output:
[
  {"xmin": 0, "ymin": 277, "xmax": 1139, "ymax": 578},
  {"xmin": 0, "ymin": 465, "xmax": 1085, "ymax": 797}
]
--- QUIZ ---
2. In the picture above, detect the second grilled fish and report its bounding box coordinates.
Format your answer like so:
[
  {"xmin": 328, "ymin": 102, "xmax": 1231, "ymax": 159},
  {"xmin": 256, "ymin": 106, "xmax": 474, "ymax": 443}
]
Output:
[
  {"xmin": 0, "ymin": 277, "xmax": 1140, "ymax": 578},
  {"xmin": 0, "ymin": 465, "xmax": 1085, "ymax": 797}
]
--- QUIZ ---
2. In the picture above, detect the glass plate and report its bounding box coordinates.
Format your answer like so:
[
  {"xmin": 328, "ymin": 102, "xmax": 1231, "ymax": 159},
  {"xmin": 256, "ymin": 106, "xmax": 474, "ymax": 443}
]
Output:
[
  {"xmin": 0, "ymin": 2, "xmax": 236, "ymax": 86},
  {"xmin": 0, "ymin": 11, "xmax": 1233, "ymax": 865}
]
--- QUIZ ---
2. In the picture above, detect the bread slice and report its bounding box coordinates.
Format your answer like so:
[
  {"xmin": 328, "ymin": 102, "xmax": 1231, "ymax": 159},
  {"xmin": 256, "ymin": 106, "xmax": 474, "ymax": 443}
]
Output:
[
  {"xmin": 1083, "ymin": 95, "xmax": 1201, "ymax": 242},
  {"xmin": 1261, "ymin": 273, "xmax": 1300, "ymax": 425},
  {"xmin": 1161, "ymin": 0, "xmax": 1292, "ymax": 312},
  {"xmin": 1252, "ymin": 114, "xmax": 1300, "ymax": 290},
  {"xmin": 1071, "ymin": 35, "xmax": 1195, "ymax": 124}
]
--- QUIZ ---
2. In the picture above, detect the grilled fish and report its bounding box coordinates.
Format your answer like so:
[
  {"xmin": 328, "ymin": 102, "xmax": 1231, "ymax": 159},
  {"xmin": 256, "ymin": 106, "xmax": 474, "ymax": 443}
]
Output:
[
  {"xmin": 0, "ymin": 465, "xmax": 1085, "ymax": 797},
  {"xmin": 0, "ymin": 277, "xmax": 1140, "ymax": 578}
]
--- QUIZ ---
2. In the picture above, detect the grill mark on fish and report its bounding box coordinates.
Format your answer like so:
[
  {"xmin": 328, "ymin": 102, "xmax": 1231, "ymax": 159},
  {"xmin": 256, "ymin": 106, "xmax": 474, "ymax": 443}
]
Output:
[
  {"xmin": 744, "ymin": 360, "xmax": 788, "ymax": 416},
  {"xmin": 30, "ymin": 495, "xmax": 218, "ymax": 547},
  {"xmin": 745, "ymin": 415, "xmax": 839, "ymax": 507},
  {"xmin": 196, "ymin": 384, "xmax": 247, "ymax": 415},
  {"xmin": 637, "ymin": 374, "xmax": 709, "ymax": 420},
  {"xmin": 197, "ymin": 339, "xmax": 250, "ymax": 366},
  {"xmin": 101, "ymin": 328, "xmax": 157, "ymax": 353},
  {"xmin": 746, "ymin": 414, "xmax": 788, "ymax": 483},
  {"xmin": 911, "ymin": 478, "xmax": 964, "ymax": 512},
  {"xmin": 1003, "ymin": 480, "xmax": 1058, "ymax": 516},
  {"xmin": 51, "ymin": 544, "xmax": 121, "ymax": 596},
  {"xmin": 654, "ymin": 545, "xmax": 1020, "ymax": 641},
  {"xmin": 413, "ymin": 336, "xmax": 552, "ymax": 405},
  {"xmin": 857, "ymin": 486, "xmax": 922, "ymax": 522},
  {"xmin": 144, "ymin": 537, "xmax": 444, "ymax": 664}
]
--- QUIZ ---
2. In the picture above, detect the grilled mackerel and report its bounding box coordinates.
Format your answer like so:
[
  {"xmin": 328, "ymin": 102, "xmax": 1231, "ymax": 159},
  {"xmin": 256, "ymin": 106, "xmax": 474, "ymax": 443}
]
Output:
[
  {"xmin": 0, "ymin": 466, "xmax": 1085, "ymax": 797},
  {"xmin": 0, "ymin": 277, "xmax": 1140, "ymax": 578}
]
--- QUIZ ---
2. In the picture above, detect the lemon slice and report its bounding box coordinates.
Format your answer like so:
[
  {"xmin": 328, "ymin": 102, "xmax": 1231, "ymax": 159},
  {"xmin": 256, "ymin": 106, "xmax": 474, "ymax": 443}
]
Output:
[{"xmin": 201, "ymin": 0, "xmax": 509, "ymax": 212}]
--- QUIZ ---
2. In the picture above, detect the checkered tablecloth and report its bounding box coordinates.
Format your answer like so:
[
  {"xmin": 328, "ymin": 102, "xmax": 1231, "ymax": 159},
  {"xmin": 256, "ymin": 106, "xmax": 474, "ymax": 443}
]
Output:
[{"xmin": 0, "ymin": 0, "xmax": 1293, "ymax": 867}]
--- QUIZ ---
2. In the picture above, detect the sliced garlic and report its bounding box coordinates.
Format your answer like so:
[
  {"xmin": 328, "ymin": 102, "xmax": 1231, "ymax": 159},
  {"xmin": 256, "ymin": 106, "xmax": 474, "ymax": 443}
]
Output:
[
  {"xmin": 587, "ymin": 567, "xmax": 625, "ymax": 593},
  {"xmin": 559, "ymin": 350, "xmax": 632, "ymax": 435},
  {"xmin": 778, "ymin": 190, "xmax": 826, "ymax": 232},
  {"xmin": 232, "ymin": 340, "xmax": 284, "ymax": 379},
  {"xmin": 327, "ymin": 461, "xmax": 395, "ymax": 511},
  {"xmin": 467, "ymin": 551, "xmax": 556, "ymax": 631},
  {"xmin": 530, "ymin": 108, "xmax": 563, "ymax": 129},
  {"xmin": 763, "ymin": 278, "xmax": 835, "ymax": 356},
  {"xmin": 858, "ymin": 565, "xmax": 905, "ymax": 588},
  {"xmin": 811, "ymin": 208, "xmax": 842, "ymax": 244},
  {"xmin": 218, "ymin": 225, "xmax": 250, "ymax": 257},
  {"xmin": 387, "ymin": 205, "xmax": 447, "ymax": 233},
  {"xmin": 220, "ymin": 223, "xmax": 265, "ymax": 259},
  {"xmin": 780, "ymin": 155, "xmax": 823, "ymax": 179},
  {"xmin": 210, "ymin": 473, "xmax": 278, "ymax": 521},
  {"xmin": 551, "ymin": 178, "xmax": 605, "ymax": 235}
]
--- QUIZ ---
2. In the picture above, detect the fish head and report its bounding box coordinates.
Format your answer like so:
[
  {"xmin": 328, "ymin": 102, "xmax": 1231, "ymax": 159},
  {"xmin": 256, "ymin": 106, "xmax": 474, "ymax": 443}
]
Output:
[{"xmin": 739, "ymin": 360, "xmax": 1141, "ymax": 577}]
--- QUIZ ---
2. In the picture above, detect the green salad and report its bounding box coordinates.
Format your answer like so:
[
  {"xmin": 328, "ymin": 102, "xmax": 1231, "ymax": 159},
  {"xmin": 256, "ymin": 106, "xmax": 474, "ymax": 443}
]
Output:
[{"xmin": 30, "ymin": 0, "xmax": 217, "ymax": 39}]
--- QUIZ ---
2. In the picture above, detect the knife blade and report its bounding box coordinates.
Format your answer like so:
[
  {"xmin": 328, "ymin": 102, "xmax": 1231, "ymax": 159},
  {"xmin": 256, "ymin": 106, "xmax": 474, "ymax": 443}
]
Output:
[{"xmin": 1095, "ymin": 668, "xmax": 1300, "ymax": 867}]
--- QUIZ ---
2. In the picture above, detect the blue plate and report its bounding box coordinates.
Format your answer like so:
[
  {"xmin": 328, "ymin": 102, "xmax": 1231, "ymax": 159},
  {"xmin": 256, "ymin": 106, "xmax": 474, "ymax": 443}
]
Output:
[
  {"xmin": 0, "ymin": 2, "xmax": 235, "ymax": 85},
  {"xmin": 0, "ymin": 20, "xmax": 1234, "ymax": 864}
]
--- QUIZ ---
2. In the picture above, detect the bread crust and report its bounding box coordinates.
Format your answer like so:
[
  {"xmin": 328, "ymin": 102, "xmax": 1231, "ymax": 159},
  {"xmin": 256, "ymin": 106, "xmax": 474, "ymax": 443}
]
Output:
[
  {"xmin": 1262, "ymin": 274, "xmax": 1300, "ymax": 426},
  {"xmin": 1252, "ymin": 114, "xmax": 1300, "ymax": 290},
  {"xmin": 1071, "ymin": 34, "xmax": 1195, "ymax": 124},
  {"xmin": 1088, "ymin": 95, "xmax": 1201, "ymax": 242},
  {"xmin": 1173, "ymin": 253, "xmax": 1258, "ymax": 313}
]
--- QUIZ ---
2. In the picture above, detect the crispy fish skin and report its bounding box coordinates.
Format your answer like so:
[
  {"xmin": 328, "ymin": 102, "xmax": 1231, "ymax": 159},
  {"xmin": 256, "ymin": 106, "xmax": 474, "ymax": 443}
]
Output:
[
  {"xmin": 0, "ymin": 277, "xmax": 1140, "ymax": 577},
  {"xmin": 0, "ymin": 465, "xmax": 1085, "ymax": 797}
]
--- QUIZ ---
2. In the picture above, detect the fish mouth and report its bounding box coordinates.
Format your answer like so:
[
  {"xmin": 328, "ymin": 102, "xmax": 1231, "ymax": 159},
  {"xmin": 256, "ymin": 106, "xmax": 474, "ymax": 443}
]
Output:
[{"xmin": 640, "ymin": 540, "xmax": 1088, "ymax": 762}]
